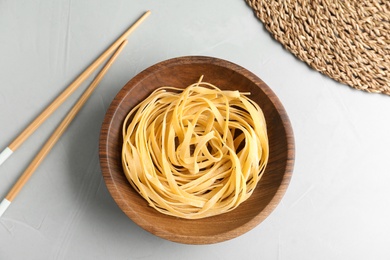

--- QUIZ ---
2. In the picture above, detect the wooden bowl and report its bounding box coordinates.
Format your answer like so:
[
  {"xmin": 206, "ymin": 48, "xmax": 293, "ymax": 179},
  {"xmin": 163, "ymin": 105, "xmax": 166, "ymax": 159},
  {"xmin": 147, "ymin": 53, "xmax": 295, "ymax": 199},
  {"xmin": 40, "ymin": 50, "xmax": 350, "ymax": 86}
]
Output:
[{"xmin": 99, "ymin": 56, "xmax": 294, "ymax": 244}]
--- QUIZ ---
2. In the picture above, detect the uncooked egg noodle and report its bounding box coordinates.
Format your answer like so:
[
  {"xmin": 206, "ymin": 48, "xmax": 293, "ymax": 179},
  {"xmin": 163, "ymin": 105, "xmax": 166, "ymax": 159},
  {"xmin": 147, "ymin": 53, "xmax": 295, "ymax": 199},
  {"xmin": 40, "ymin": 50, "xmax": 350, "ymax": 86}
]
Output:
[{"xmin": 121, "ymin": 76, "xmax": 269, "ymax": 219}]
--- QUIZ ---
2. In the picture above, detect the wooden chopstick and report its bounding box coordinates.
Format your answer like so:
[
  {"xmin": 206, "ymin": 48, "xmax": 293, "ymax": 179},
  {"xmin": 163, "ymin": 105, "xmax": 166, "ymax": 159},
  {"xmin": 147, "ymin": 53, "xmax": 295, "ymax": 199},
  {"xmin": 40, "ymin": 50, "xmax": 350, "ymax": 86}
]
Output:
[
  {"xmin": 0, "ymin": 39, "xmax": 128, "ymax": 217},
  {"xmin": 0, "ymin": 10, "xmax": 151, "ymax": 166}
]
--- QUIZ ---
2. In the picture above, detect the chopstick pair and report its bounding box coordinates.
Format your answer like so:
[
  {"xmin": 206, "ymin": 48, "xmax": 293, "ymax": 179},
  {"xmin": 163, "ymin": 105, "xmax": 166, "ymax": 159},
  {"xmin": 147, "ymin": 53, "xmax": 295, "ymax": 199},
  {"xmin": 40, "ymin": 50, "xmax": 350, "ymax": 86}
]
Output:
[{"xmin": 0, "ymin": 11, "xmax": 151, "ymax": 217}]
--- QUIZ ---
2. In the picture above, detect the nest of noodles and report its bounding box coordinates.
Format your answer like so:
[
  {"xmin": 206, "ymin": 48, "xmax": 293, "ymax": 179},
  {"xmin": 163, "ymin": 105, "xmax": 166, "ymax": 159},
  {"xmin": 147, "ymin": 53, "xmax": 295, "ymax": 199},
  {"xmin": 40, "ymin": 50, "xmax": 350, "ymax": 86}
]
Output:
[{"xmin": 121, "ymin": 79, "xmax": 269, "ymax": 219}]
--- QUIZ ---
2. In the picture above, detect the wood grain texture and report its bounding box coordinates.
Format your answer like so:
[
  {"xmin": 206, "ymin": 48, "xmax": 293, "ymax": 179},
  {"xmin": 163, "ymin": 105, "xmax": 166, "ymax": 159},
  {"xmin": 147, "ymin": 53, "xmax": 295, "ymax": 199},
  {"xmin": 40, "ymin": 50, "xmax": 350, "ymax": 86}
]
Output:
[{"xmin": 99, "ymin": 56, "xmax": 295, "ymax": 244}]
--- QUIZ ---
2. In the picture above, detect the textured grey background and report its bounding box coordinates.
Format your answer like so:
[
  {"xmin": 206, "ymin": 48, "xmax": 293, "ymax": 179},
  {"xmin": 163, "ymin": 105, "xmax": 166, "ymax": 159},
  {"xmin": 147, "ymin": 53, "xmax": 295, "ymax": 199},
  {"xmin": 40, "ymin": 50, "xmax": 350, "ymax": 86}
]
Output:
[{"xmin": 1, "ymin": 0, "xmax": 390, "ymax": 259}]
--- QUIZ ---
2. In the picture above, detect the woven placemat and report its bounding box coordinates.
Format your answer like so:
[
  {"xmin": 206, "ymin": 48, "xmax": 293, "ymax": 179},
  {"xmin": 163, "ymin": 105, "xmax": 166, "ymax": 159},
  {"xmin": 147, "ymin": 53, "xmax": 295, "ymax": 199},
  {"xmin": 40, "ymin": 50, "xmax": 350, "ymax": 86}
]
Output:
[{"xmin": 245, "ymin": 0, "xmax": 390, "ymax": 95}]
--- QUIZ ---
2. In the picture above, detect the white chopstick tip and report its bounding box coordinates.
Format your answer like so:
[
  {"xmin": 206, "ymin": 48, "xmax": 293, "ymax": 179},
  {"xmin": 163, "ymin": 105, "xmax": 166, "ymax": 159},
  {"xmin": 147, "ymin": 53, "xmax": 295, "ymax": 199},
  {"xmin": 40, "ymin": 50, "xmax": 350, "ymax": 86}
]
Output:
[
  {"xmin": 0, "ymin": 147, "xmax": 13, "ymax": 166},
  {"xmin": 0, "ymin": 199, "xmax": 11, "ymax": 217}
]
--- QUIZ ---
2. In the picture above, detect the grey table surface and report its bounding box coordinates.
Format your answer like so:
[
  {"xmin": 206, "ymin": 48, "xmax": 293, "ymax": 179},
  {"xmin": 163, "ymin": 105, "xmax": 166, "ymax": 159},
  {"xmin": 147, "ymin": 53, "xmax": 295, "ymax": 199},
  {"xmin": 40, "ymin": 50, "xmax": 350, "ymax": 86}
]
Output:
[{"xmin": 1, "ymin": 1, "xmax": 390, "ymax": 259}]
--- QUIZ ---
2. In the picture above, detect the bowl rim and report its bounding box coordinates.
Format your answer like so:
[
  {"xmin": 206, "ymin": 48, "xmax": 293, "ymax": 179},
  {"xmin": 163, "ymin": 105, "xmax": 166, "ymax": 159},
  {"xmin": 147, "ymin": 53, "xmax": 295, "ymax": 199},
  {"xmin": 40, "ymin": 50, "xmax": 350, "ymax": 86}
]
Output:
[{"xmin": 99, "ymin": 55, "xmax": 295, "ymax": 244}]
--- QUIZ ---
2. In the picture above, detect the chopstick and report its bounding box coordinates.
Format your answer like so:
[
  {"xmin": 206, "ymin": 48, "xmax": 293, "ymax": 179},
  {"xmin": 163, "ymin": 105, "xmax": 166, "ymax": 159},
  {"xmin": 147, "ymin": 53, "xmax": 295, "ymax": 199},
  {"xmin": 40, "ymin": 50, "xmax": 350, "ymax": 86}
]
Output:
[
  {"xmin": 0, "ymin": 39, "xmax": 128, "ymax": 217},
  {"xmin": 0, "ymin": 11, "xmax": 151, "ymax": 216},
  {"xmin": 0, "ymin": 10, "xmax": 151, "ymax": 166}
]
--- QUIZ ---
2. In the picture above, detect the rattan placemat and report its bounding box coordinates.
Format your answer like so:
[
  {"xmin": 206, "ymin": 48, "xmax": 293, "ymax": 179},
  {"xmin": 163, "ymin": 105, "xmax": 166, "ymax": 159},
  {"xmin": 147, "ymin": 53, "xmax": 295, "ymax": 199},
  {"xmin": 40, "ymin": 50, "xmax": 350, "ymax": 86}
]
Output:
[{"xmin": 246, "ymin": 0, "xmax": 390, "ymax": 95}]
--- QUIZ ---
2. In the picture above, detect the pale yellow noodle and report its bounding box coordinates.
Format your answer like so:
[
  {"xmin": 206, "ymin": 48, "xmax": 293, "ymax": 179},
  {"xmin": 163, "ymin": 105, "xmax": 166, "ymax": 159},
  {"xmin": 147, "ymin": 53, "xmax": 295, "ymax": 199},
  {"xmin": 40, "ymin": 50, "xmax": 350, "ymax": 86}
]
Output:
[{"xmin": 121, "ymin": 79, "xmax": 269, "ymax": 219}]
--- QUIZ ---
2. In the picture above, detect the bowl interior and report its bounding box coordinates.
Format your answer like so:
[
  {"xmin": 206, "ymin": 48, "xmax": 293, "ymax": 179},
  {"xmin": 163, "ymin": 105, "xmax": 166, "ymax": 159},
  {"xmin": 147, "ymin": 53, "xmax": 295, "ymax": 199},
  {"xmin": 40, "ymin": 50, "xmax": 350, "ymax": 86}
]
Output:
[{"xmin": 99, "ymin": 56, "xmax": 294, "ymax": 244}]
